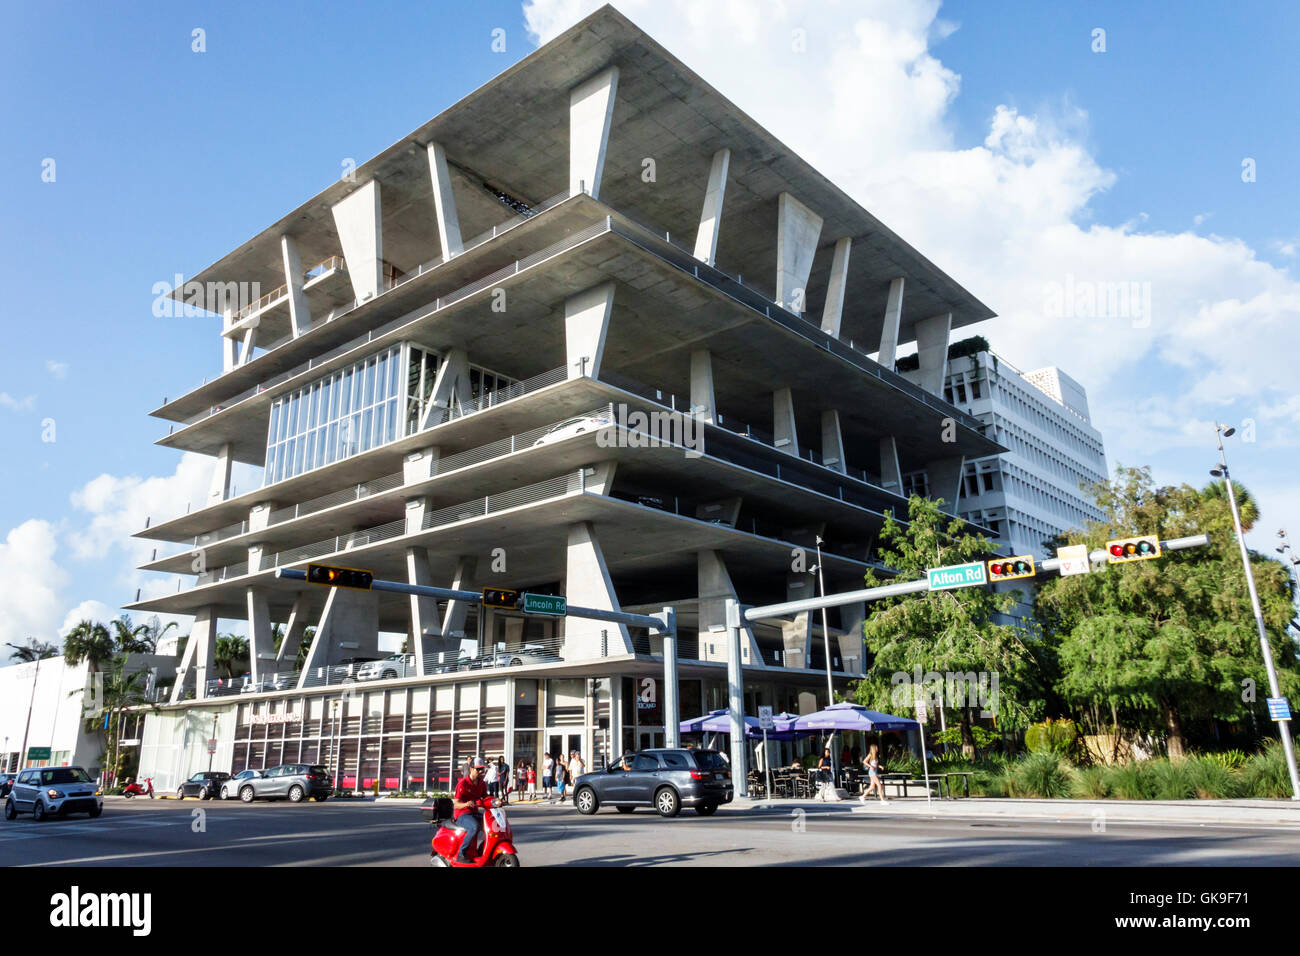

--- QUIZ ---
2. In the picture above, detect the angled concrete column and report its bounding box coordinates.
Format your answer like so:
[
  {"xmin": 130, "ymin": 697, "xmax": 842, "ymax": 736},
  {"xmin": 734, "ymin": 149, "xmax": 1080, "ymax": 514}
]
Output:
[
  {"xmin": 821, "ymin": 409, "xmax": 846, "ymax": 472},
  {"xmin": 419, "ymin": 348, "xmax": 471, "ymax": 430},
  {"xmin": 298, "ymin": 586, "xmax": 380, "ymax": 686},
  {"xmin": 693, "ymin": 148, "xmax": 730, "ymax": 265},
  {"xmin": 565, "ymin": 282, "xmax": 615, "ymax": 379},
  {"xmin": 775, "ymin": 192, "xmax": 823, "ymax": 314},
  {"xmin": 878, "ymin": 277, "xmax": 905, "ymax": 368},
  {"xmin": 238, "ymin": 324, "xmax": 257, "ymax": 365},
  {"xmin": 582, "ymin": 460, "xmax": 617, "ymax": 495},
  {"xmin": 246, "ymin": 587, "xmax": 276, "ymax": 681},
  {"xmin": 426, "ymin": 142, "xmax": 463, "ymax": 259},
  {"xmin": 439, "ymin": 556, "xmax": 478, "ymax": 651},
  {"xmin": 563, "ymin": 522, "xmax": 633, "ymax": 658},
  {"xmin": 221, "ymin": 307, "xmax": 239, "ymax": 372},
  {"xmin": 926, "ymin": 454, "xmax": 965, "ymax": 514},
  {"xmin": 880, "ymin": 436, "xmax": 903, "ymax": 493},
  {"xmin": 403, "ymin": 446, "xmax": 441, "ymax": 483},
  {"xmin": 782, "ymin": 571, "xmax": 815, "ymax": 668},
  {"xmin": 569, "ymin": 66, "xmax": 619, "ymax": 198},
  {"xmin": 773, "ymin": 387, "xmax": 799, "ymax": 456},
  {"xmin": 839, "ymin": 602, "xmax": 867, "ymax": 675},
  {"xmin": 275, "ymin": 594, "xmax": 311, "ymax": 669},
  {"xmin": 171, "ymin": 606, "xmax": 217, "ymax": 702},
  {"xmin": 697, "ymin": 550, "xmax": 766, "ymax": 667},
  {"xmin": 280, "ymin": 235, "xmax": 312, "ymax": 337},
  {"xmin": 208, "ymin": 443, "xmax": 233, "ymax": 504},
  {"xmin": 248, "ymin": 501, "xmax": 274, "ymax": 533},
  {"xmin": 819, "ymin": 237, "xmax": 852, "ymax": 338},
  {"xmin": 690, "ymin": 348, "xmax": 717, "ymax": 423},
  {"xmin": 246, "ymin": 542, "xmax": 265, "ymax": 574},
  {"xmin": 331, "ymin": 179, "xmax": 383, "ymax": 303},
  {"xmin": 914, "ymin": 311, "xmax": 953, "ymax": 396}
]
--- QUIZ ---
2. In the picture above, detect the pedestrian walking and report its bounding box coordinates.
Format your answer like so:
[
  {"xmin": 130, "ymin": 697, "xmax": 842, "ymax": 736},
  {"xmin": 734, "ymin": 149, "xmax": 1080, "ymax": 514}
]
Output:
[
  {"xmin": 555, "ymin": 761, "xmax": 567, "ymax": 802},
  {"xmin": 497, "ymin": 756, "xmax": 511, "ymax": 804},
  {"xmin": 566, "ymin": 750, "xmax": 585, "ymax": 801},
  {"xmin": 860, "ymin": 744, "xmax": 886, "ymax": 804}
]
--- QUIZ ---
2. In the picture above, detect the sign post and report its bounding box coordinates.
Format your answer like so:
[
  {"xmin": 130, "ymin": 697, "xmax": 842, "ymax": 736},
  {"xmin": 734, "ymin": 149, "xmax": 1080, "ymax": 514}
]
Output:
[
  {"xmin": 758, "ymin": 706, "xmax": 774, "ymax": 802},
  {"xmin": 914, "ymin": 693, "xmax": 932, "ymax": 805}
]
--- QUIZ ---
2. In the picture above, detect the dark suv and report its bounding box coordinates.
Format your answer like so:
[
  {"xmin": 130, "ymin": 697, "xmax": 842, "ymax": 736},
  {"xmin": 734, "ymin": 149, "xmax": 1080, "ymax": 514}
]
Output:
[{"xmin": 573, "ymin": 749, "xmax": 733, "ymax": 817}]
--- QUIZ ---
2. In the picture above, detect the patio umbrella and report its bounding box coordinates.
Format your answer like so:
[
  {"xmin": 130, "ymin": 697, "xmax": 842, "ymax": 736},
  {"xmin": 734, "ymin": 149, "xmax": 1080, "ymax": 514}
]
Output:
[
  {"xmin": 678, "ymin": 709, "xmax": 802, "ymax": 740},
  {"xmin": 790, "ymin": 702, "xmax": 919, "ymax": 732}
]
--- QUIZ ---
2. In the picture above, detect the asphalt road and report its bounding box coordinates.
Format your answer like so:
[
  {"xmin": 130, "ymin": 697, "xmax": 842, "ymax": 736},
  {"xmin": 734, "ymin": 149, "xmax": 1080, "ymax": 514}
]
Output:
[{"xmin": 5, "ymin": 797, "xmax": 1300, "ymax": 867}]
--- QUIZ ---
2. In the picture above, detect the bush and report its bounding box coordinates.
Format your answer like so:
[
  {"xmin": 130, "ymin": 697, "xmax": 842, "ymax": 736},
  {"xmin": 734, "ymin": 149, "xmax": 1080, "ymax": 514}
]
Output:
[
  {"xmin": 1241, "ymin": 741, "xmax": 1292, "ymax": 798},
  {"xmin": 883, "ymin": 754, "xmax": 923, "ymax": 777},
  {"xmin": 1007, "ymin": 753, "xmax": 1072, "ymax": 798},
  {"xmin": 1183, "ymin": 756, "xmax": 1241, "ymax": 799},
  {"xmin": 1103, "ymin": 761, "xmax": 1155, "ymax": 800},
  {"xmin": 1069, "ymin": 766, "xmax": 1110, "ymax": 799},
  {"xmin": 1146, "ymin": 759, "xmax": 1198, "ymax": 800},
  {"xmin": 1024, "ymin": 718, "xmax": 1078, "ymax": 756},
  {"xmin": 1198, "ymin": 749, "xmax": 1249, "ymax": 771}
]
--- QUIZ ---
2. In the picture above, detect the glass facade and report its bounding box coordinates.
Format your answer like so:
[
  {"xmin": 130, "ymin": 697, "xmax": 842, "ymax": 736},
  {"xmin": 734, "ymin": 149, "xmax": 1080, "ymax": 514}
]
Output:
[{"xmin": 264, "ymin": 344, "xmax": 403, "ymax": 485}]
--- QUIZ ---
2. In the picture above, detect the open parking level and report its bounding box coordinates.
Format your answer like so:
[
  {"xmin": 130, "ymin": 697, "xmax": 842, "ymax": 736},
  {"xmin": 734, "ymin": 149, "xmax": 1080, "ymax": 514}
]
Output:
[{"xmin": 4, "ymin": 796, "xmax": 1299, "ymax": 867}]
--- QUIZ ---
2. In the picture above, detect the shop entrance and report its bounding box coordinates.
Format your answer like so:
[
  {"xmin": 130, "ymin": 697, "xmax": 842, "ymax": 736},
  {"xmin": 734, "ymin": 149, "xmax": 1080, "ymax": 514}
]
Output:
[{"xmin": 547, "ymin": 733, "xmax": 584, "ymax": 771}]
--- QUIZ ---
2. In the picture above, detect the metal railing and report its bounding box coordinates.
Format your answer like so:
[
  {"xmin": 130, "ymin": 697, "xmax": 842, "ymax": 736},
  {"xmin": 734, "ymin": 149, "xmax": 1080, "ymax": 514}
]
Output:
[{"xmin": 231, "ymin": 255, "xmax": 350, "ymax": 323}]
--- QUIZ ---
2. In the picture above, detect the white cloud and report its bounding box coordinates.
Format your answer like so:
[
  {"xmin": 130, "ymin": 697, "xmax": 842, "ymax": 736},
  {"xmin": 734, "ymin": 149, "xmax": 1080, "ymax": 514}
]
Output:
[
  {"xmin": 45, "ymin": 360, "xmax": 69, "ymax": 379},
  {"xmin": 59, "ymin": 600, "xmax": 118, "ymax": 637},
  {"xmin": 523, "ymin": 0, "xmax": 1299, "ymax": 525},
  {"xmin": 0, "ymin": 392, "xmax": 36, "ymax": 412},
  {"xmin": 0, "ymin": 520, "xmax": 68, "ymax": 648}
]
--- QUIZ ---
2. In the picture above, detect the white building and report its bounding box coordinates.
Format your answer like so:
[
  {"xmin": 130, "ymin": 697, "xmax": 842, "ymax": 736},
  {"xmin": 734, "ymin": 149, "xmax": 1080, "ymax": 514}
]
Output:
[
  {"xmin": 944, "ymin": 346, "xmax": 1108, "ymax": 558},
  {"xmin": 0, "ymin": 658, "xmax": 101, "ymax": 773}
]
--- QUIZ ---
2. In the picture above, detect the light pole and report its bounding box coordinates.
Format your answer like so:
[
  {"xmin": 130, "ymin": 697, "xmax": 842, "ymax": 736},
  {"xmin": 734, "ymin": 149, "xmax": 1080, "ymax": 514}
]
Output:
[
  {"xmin": 813, "ymin": 536, "xmax": 836, "ymax": 783},
  {"xmin": 1211, "ymin": 423, "xmax": 1300, "ymax": 800},
  {"xmin": 1276, "ymin": 529, "xmax": 1300, "ymax": 617}
]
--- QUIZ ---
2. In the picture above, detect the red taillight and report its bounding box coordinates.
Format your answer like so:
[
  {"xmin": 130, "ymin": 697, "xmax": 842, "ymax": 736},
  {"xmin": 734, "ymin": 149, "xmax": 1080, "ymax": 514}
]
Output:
[{"xmin": 690, "ymin": 771, "xmax": 707, "ymax": 780}]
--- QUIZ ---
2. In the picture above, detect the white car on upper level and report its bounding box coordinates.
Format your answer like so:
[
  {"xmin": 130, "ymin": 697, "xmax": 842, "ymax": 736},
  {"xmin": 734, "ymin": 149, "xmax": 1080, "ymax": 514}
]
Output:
[
  {"xmin": 532, "ymin": 416, "xmax": 611, "ymax": 447},
  {"xmin": 356, "ymin": 654, "xmax": 418, "ymax": 681}
]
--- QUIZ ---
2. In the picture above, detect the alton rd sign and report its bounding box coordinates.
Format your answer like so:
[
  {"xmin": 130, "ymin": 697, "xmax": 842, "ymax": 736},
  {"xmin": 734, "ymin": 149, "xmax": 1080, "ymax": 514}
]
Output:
[{"xmin": 926, "ymin": 562, "xmax": 988, "ymax": 591}]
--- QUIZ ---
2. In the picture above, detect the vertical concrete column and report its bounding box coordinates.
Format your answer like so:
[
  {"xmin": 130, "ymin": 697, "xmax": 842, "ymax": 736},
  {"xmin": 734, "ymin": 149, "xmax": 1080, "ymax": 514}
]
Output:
[
  {"xmin": 821, "ymin": 409, "xmax": 846, "ymax": 472},
  {"xmin": 880, "ymin": 436, "xmax": 903, "ymax": 493},
  {"xmin": 439, "ymin": 556, "xmax": 478, "ymax": 655},
  {"xmin": 569, "ymin": 66, "xmax": 619, "ymax": 198},
  {"xmin": 238, "ymin": 323, "xmax": 258, "ymax": 365},
  {"xmin": 221, "ymin": 306, "xmax": 239, "ymax": 373},
  {"xmin": 839, "ymin": 602, "xmax": 867, "ymax": 675},
  {"xmin": 331, "ymin": 179, "xmax": 383, "ymax": 303},
  {"xmin": 426, "ymin": 142, "xmax": 463, "ymax": 259},
  {"xmin": 819, "ymin": 237, "xmax": 852, "ymax": 339},
  {"xmin": 781, "ymin": 570, "xmax": 814, "ymax": 668},
  {"xmin": 926, "ymin": 454, "xmax": 966, "ymax": 514},
  {"xmin": 724, "ymin": 598, "xmax": 750, "ymax": 785},
  {"xmin": 208, "ymin": 443, "xmax": 233, "ymax": 504},
  {"xmin": 690, "ymin": 349, "xmax": 717, "ymax": 423},
  {"xmin": 404, "ymin": 497, "xmax": 439, "ymax": 672},
  {"xmin": 298, "ymin": 586, "xmax": 380, "ymax": 686},
  {"xmin": 564, "ymin": 522, "xmax": 633, "ymax": 658},
  {"xmin": 246, "ymin": 587, "xmax": 276, "ymax": 681},
  {"xmin": 914, "ymin": 311, "xmax": 953, "ymax": 396},
  {"xmin": 775, "ymin": 192, "xmax": 823, "ymax": 314},
  {"xmin": 403, "ymin": 446, "xmax": 441, "ymax": 483},
  {"xmin": 655, "ymin": 607, "xmax": 679, "ymax": 749},
  {"xmin": 280, "ymin": 234, "xmax": 312, "ymax": 337},
  {"xmin": 275, "ymin": 594, "xmax": 311, "ymax": 668},
  {"xmin": 693, "ymin": 148, "xmax": 730, "ymax": 266},
  {"xmin": 697, "ymin": 550, "xmax": 766, "ymax": 667},
  {"xmin": 248, "ymin": 502, "xmax": 274, "ymax": 533},
  {"xmin": 878, "ymin": 277, "xmax": 905, "ymax": 368},
  {"xmin": 773, "ymin": 387, "xmax": 799, "ymax": 456},
  {"xmin": 565, "ymin": 282, "xmax": 615, "ymax": 380},
  {"xmin": 171, "ymin": 606, "xmax": 218, "ymax": 702}
]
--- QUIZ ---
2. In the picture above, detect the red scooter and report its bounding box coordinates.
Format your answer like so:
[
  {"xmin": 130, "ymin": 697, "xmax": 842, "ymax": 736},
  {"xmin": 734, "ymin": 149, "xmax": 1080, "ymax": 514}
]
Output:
[
  {"xmin": 122, "ymin": 777, "xmax": 154, "ymax": 799},
  {"xmin": 423, "ymin": 797, "xmax": 520, "ymax": 867}
]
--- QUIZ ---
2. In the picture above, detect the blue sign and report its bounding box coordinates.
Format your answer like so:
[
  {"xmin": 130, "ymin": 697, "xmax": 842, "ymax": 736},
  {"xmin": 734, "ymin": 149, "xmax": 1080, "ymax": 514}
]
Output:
[{"xmin": 1267, "ymin": 697, "xmax": 1292, "ymax": 721}]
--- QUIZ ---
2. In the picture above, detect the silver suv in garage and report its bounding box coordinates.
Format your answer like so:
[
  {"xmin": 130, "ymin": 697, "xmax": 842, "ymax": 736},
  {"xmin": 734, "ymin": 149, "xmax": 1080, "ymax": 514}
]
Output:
[{"xmin": 4, "ymin": 766, "xmax": 103, "ymax": 820}]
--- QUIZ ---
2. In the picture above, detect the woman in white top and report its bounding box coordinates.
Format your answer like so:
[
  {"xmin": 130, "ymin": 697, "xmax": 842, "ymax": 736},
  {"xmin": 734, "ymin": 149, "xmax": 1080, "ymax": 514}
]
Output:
[{"xmin": 485, "ymin": 757, "xmax": 500, "ymax": 798}]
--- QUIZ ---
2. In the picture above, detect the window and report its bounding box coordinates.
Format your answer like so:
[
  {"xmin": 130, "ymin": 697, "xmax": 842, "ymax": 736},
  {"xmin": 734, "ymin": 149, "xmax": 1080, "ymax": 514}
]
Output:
[
  {"xmin": 633, "ymin": 755, "xmax": 658, "ymax": 771},
  {"xmin": 661, "ymin": 752, "xmax": 691, "ymax": 769}
]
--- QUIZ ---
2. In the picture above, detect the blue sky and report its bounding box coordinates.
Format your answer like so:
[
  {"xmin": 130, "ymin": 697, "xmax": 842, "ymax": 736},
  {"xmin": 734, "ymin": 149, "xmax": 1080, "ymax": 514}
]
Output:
[{"xmin": 1, "ymin": 0, "xmax": 1297, "ymax": 645}]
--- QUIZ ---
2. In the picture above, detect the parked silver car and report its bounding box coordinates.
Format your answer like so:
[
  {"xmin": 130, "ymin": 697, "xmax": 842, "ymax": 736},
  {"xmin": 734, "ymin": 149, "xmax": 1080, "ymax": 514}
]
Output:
[
  {"xmin": 234, "ymin": 764, "xmax": 332, "ymax": 803},
  {"xmin": 356, "ymin": 654, "xmax": 417, "ymax": 681},
  {"xmin": 220, "ymin": 769, "xmax": 262, "ymax": 801}
]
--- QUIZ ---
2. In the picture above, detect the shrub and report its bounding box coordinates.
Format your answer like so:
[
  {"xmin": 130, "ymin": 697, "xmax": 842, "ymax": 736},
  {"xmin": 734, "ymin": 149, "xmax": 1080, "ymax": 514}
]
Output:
[
  {"xmin": 1007, "ymin": 753, "xmax": 1073, "ymax": 798},
  {"xmin": 884, "ymin": 753, "xmax": 923, "ymax": 777},
  {"xmin": 1184, "ymin": 756, "xmax": 1241, "ymax": 799},
  {"xmin": 1242, "ymin": 742, "xmax": 1292, "ymax": 798},
  {"xmin": 1103, "ymin": 761, "xmax": 1155, "ymax": 800},
  {"xmin": 1146, "ymin": 759, "xmax": 1198, "ymax": 800},
  {"xmin": 1198, "ymin": 749, "xmax": 1249, "ymax": 771},
  {"xmin": 1024, "ymin": 718, "xmax": 1078, "ymax": 756},
  {"xmin": 1069, "ymin": 766, "xmax": 1110, "ymax": 799}
]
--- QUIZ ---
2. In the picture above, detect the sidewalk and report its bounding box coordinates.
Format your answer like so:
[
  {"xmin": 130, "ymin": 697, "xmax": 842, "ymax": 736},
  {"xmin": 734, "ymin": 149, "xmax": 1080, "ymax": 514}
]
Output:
[{"xmin": 736, "ymin": 794, "xmax": 1300, "ymax": 826}]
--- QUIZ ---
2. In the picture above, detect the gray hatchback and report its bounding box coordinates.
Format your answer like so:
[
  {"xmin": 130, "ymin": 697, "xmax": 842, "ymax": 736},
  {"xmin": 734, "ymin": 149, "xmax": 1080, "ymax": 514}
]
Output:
[{"xmin": 573, "ymin": 749, "xmax": 733, "ymax": 817}]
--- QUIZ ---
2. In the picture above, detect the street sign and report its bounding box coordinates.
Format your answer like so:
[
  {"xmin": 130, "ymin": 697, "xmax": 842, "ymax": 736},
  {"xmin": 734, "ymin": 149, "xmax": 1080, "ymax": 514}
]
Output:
[
  {"xmin": 758, "ymin": 705, "xmax": 775, "ymax": 730},
  {"xmin": 207, "ymin": 738, "xmax": 218, "ymax": 754},
  {"xmin": 118, "ymin": 739, "xmax": 141, "ymax": 747},
  {"xmin": 26, "ymin": 747, "xmax": 51, "ymax": 761},
  {"xmin": 521, "ymin": 592, "xmax": 567, "ymax": 616},
  {"xmin": 926, "ymin": 562, "xmax": 987, "ymax": 591},
  {"xmin": 1267, "ymin": 697, "xmax": 1292, "ymax": 721},
  {"xmin": 1057, "ymin": 544, "xmax": 1091, "ymax": 576},
  {"xmin": 481, "ymin": 587, "xmax": 519, "ymax": 609}
]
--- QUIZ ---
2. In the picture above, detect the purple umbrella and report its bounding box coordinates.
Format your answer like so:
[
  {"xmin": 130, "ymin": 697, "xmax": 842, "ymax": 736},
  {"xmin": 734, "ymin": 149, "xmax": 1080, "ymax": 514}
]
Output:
[
  {"xmin": 790, "ymin": 702, "xmax": 919, "ymax": 732},
  {"xmin": 679, "ymin": 709, "xmax": 802, "ymax": 740}
]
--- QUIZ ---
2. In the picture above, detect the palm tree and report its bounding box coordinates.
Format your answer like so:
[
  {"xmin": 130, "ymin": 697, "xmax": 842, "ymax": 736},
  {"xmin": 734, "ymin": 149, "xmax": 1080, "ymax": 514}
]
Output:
[
  {"xmin": 1202, "ymin": 478, "xmax": 1259, "ymax": 530},
  {"xmin": 90, "ymin": 654, "xmax": 159, "ymax": 787},
  {"xmin": 137, "ymin": 616, "xmax": 178, "ymax": 653},
  {"xmin": 62, "ymin": 620, "xmax": 116, "ymax": 672},
  {"xmin": 109, "ymin": 616, "xmax": 152, "ymax": 655},
  {"xmin": 213, "ymin": 634, "xmax": 250, "ymax": 679},
  {"xmin": 6, "ymin": 637, "xmax": 59, "ymax": 662}
]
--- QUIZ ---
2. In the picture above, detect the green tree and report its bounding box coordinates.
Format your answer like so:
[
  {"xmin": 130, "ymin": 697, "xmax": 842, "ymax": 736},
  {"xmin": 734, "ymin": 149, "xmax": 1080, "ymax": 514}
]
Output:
[
  {"xmin": 213, "ymin": 634, "xmax": 250, "ymax": 678},
  {"xmin": 109, "ymin": 616, "xmax": 152, "ymax": 655},
  {"xmin": 81, "ymin": 653, "xmax": 159, "ymax": 786},
  {"xmin": 1036, "ymin": 466, "xmax": 1298, "ymax": 757},
  {"xmin": 5, "ymin": 637, "xmax": 59, "ymax": 662},
  {"xmin": 847, "ymin": 495, "xmax": 1040, "ymax": 756},
  {"xmin": 62, "ymin": 620, "xmax": 116, "ymax": 672}
]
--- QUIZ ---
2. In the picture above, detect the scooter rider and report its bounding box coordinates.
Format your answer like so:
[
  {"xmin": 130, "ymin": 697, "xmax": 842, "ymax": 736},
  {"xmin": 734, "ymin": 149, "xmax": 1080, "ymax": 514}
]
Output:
[{"xmin": 453, "ymin": 757, "xmax": 492, "ymax": 862}]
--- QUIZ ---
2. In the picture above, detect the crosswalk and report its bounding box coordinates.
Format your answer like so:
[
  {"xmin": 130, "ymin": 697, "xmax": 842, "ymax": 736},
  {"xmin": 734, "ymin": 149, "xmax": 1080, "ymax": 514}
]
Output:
[{"xmin": 0, "ymin": 815, "xmax": 181, "ymax": 841}]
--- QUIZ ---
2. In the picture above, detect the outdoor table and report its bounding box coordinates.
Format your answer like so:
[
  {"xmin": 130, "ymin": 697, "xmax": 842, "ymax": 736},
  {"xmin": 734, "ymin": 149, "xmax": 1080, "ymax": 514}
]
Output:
[{"xmin": 942, "ymin": 771, "xmax": 973, "ymax": 798}]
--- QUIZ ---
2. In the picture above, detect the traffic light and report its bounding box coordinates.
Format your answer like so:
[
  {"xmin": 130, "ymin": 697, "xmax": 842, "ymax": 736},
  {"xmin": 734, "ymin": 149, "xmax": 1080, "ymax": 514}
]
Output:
[
  {"xmin": 306, "ymin": 563, "xmax": 374, "ymax": 590},
  {"xmin": 481, "ymin": 587, "xmax": 520, "ymax": 609},
  {"xmin": 1105, "ymin": 535, "xmax": 1161, "ymax": 564},
  {"xmin": 988, "ymin": 555, "xmax": 1035, "ymax": 581}
]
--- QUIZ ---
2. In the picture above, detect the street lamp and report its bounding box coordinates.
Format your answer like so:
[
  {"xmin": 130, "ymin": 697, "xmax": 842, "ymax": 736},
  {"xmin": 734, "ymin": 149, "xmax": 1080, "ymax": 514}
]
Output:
[
  {"xmin": 1211, "ymin": 423, "xmax": 1300, "ymax": 800},
  {"xmin": 1276, "ymin": 529, "xmax": 1300, "ymax": 600}
]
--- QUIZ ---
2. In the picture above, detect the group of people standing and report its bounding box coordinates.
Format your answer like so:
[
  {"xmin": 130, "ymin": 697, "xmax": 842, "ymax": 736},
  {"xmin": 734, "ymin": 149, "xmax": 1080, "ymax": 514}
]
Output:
[{"xmin": 478, "ymin": 750, "xmax": 587, "ymax": 803}]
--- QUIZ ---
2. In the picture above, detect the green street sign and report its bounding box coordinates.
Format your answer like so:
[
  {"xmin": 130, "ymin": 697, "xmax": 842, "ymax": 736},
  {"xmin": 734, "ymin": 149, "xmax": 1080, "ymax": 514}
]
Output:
[
  {"xmin": 26, "ymin": 746, "xmax": 51, "ymax": 761},
  {"xmin": 522, "ymin": 593, "xmax": 567, "ymax": 616},
  {"xmin": 927, "ymin": 562, "xmax": 987, "ymax": 591}
]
